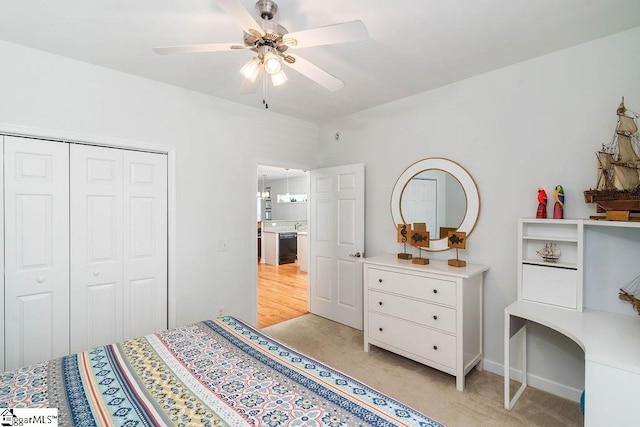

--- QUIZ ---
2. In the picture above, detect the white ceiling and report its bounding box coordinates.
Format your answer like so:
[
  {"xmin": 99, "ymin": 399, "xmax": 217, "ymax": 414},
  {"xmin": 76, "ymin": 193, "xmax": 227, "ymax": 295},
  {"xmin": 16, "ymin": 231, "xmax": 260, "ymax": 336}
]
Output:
[
  {"xmin": 1, "ymin": 1, "xmax": 639, "ymax": 123},
  {"xmin": 257, "ymin": 165, "xmax": 306, "ymax": 181}
]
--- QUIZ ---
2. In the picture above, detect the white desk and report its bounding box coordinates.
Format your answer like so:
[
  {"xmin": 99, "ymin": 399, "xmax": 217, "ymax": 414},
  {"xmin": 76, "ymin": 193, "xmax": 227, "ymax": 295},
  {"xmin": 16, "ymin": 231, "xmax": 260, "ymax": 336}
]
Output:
[{"xmin": 505, "ymin": 300, "xmax": 640, "ymax": 426}]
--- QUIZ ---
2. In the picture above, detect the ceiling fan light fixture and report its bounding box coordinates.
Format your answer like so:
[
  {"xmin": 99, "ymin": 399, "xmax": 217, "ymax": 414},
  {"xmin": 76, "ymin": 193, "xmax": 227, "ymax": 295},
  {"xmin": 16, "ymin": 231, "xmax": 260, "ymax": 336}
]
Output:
[
  {"xmin": 270, "ymin": 69, "xmax": 288, "ymax": 86},
  {"xmin": 282, "ymin": 37, "xmax": 297, "ymax": 47},
  {"xmin": 263, "ymin": 50, "xmax": 282, "ymax": 75},
  {"xmin": 239, "ymin": 57, "xmax": 261, "ymax": 82}
]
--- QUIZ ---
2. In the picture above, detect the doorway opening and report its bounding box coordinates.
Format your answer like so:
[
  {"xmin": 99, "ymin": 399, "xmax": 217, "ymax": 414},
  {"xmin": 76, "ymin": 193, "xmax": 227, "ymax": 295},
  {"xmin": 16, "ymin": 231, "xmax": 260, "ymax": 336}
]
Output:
[{"xmin": 256, "ymin": 164, "xmax": 309, "ymax": 328}]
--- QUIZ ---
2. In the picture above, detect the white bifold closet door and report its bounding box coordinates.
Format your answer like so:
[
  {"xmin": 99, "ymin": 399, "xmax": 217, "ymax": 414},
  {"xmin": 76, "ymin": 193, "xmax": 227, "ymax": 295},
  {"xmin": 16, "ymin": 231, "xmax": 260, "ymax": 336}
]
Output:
[
  {"xmin": 70, "ymin": 144, "xmax": 168, "ymax": 354},
  {"xmin": 4, "ymin": 137, "xmax": 70, "ymax": 370},
  {"xmin": 122, "ymin": 149, "xmax": 168, "ymax": 341}
]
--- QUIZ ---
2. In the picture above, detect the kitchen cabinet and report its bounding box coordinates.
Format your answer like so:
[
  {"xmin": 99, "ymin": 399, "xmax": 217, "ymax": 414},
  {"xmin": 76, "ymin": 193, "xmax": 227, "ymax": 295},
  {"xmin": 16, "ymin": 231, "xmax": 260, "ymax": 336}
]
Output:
[
  {"xmin": 297, "ymin": 232, "xmax": 308, "ymax": 272},
  {"xmin": 263, "ymin": 231, "xmax": 278, "ymax": 265}
]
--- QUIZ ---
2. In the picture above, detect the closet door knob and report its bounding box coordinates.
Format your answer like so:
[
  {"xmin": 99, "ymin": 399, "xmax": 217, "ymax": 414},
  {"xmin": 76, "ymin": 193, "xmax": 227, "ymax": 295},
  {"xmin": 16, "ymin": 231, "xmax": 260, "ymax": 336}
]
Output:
[
  {"xmin": 93, "ymin": 271, "xmax": 100, "ymax": 276},
  {"xmin": 433, "ymin": 345, "xmax": 438, "ymax": 351},
  {"xmin": 379, "ymin": 327, "xmax": 383, "ymax": 332},
  {"xmin": 378, "ymin": 301, "xmax": 383, "ymax": 306},
  {"xmin": 433, "ymin": 315, "xmax": 438, "ymax": 320},
  {"xmin": 432, "ymin": 289, "xmax": 438, "ymax": 294},
  {"xmin": 378, "ymin": 278, "xmax": 383, "ymax": 283},
  {"xmin": 36, "ymin": 276, "xmax": 45, "ymax": 283}
]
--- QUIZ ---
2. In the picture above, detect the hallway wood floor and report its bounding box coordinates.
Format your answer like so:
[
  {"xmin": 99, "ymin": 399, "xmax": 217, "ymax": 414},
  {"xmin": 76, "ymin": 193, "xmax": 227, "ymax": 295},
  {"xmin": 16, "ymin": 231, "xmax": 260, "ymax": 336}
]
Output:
[{"xmin": 257, "ymin": 261, "xmax": 308, "ymax": 328}]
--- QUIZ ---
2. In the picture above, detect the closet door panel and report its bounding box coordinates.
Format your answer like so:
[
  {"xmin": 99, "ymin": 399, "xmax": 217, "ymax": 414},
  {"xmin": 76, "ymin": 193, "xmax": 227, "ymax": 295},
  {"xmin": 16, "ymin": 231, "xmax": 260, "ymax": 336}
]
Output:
[
  {"xmin": 129, "ymin": 277, "xmax": 158, "ymax": 339},
  {"xmin": 0, "ymin": 137, "xmax": 4, "ymax": 370},
  {"xmin": 4, "ymin": 137, "xmax": 69, "ymax": 370},
  {"xmin": 123, "ymin": 151, "xmax": 168, "ymax": 339},
  {"xmin": 70, "ymin": 145, "xmax": 124, "ymax": 353}
]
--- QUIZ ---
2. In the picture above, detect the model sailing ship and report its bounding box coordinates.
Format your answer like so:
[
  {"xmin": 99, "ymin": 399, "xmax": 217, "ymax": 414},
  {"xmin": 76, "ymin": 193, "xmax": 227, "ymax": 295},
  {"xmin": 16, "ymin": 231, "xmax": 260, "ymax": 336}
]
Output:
[
  {"xmin": 619, "ymin": 274, "xmax": 640, "ymax": 315},
  {"xmin": 536, "ymin": 242, "xmax": 561, "ymax": 263},
  {"xmin": 583, "ymin": 99, "xmax": 640, "ymax": 313},
  {"xmin": 584, "ymin": 97, "xmax": 640, "ymax": 217}
]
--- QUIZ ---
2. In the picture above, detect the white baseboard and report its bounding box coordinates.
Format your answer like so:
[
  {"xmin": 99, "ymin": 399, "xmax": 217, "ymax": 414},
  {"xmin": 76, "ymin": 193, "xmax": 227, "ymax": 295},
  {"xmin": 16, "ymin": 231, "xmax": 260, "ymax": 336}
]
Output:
[{"xmin": 482, "ymin": 358, "xmax": 582, "ymax": 403}]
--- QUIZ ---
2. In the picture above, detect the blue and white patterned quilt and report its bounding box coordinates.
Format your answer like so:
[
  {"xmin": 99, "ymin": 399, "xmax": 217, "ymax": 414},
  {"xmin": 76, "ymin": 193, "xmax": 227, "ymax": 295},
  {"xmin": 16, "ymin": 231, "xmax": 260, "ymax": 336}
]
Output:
[{"xmin": 1, "ymin": 316, "xmax": 443, "ymax": 426}]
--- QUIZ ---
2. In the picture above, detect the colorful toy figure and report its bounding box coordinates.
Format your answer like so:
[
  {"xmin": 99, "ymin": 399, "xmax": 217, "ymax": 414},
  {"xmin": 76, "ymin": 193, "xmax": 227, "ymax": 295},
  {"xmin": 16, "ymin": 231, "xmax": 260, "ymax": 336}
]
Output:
[
  {"xmin": 536, "ymin": 188, "xmax": 548, "ymax": 219},
  {"xmin": 553, "ymin": 185, "xmax": 565, "ymax": 219}
]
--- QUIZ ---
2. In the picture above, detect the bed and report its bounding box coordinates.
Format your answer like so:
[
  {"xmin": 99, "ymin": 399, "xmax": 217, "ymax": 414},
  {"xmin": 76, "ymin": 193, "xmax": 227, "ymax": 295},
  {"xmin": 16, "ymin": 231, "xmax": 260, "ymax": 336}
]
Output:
[{"xmin": 1, "ymin": 316, "xmax": 442, "ymax": 426}]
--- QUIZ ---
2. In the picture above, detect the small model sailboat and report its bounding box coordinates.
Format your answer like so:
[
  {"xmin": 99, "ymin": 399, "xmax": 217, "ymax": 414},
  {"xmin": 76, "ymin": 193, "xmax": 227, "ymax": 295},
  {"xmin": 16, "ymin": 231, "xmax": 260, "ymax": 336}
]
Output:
[
  {"xmin": 537, "ymin": 242, "xmax": 561, "ymax": 263},
  {"xmin": 584, "ymin": 97, "xmax": 640, "ymax": 216},
  {"xmin": 619, "ymin": 274, "xmax": 640, "ymax": 315}
]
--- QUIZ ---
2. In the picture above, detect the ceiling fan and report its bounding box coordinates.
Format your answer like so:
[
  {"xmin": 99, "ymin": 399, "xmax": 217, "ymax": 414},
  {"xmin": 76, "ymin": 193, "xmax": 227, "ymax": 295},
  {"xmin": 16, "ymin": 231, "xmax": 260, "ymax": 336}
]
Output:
[{"xmin": 153, "ymin": 0, "xmax": 368, "ymax": 104}]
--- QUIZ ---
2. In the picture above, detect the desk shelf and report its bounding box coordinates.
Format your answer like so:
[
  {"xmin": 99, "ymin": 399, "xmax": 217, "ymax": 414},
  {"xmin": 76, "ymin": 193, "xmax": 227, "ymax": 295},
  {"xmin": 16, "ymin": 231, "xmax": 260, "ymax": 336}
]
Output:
[
  {"xmin": 522, "ymin": 259, "xmax": 578, "ymax": 270},
  {"xmin": 518, "ymin": 219, "xmax": 583, "ymax": 310},
  {"xmin": 507, "ymin": 218, "xmax": 640, "ymax": 426},
  {"xmin": 522, "ymin": 235, "xmax": 578, "ymax": 242}
]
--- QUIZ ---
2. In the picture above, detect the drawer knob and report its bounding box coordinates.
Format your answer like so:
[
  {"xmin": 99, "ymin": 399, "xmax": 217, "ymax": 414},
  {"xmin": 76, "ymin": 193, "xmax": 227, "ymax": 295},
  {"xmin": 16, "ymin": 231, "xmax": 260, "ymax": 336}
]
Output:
[
  {"xmin": 378, "ymin": 301, "xmax": 383, "ymax": 306},
  {"xmin": 378, "ymin": 278, "xmax": 383, "ymax": 283},
  {"xmin": 433, "ymin": 345, "xmax": 438, "ymax": 351},
  {"xmin": 432, "ymin": 289, "xmax": 438, "ymax": 294},
  {"xmin": 379, "ymin": 327, "xmax": 383, "ymax": 332},
  {"xmin": 433, "ymin": 315, "xmax": 438, "ymax": 320}
]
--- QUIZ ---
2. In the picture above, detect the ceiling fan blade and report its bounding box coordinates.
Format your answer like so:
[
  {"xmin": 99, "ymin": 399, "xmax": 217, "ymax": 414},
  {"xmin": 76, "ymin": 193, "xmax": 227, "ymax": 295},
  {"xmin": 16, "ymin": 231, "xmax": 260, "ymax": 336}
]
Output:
[
  {"xmin": 213, "ymin": 0, "xmax": 265, "ymax": 37},
  {"xmin": 284, "ymin": 20, "xmax": 368, "ymax": 49},
  {"xmin": 153, "ymin": 43, "xmax": 245, "ymax": 55},
  {"xmin": 285, "ymin": 55, "xmax": 344, "ymax": 92},
  {"xmin": 239, "ymin": 69, "xmax": 264, "ymax": 94}
]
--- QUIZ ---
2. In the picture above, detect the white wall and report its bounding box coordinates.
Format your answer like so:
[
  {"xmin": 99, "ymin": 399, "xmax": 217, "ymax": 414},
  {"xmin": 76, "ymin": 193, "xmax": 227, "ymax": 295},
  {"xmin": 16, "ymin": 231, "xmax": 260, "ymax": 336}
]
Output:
[
  {"xmin": 317, "ymin": 26, "xmax": 640, "ymax": 397},
  {"xmin": 0, "ymin": 40, "xmax": 319, "ymax": 327},
  {"xmin": 265, "ymin": 176, "xmax": 308, "ymax": 221}
]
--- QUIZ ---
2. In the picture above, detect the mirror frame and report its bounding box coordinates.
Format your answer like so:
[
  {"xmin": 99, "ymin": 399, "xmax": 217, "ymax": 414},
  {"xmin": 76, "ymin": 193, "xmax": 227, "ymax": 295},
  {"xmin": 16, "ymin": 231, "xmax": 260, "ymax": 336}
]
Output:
[{"xmin": 390, "ymin": 157, "xmax": 480, "ymax": 251}]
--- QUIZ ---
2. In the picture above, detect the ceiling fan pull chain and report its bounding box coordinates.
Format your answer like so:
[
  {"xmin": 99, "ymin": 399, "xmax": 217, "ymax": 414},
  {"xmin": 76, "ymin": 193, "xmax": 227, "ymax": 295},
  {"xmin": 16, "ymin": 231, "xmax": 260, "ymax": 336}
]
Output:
[{"xmin": 263, "ymin": 74, "xmax": 269, "ymax": 109}]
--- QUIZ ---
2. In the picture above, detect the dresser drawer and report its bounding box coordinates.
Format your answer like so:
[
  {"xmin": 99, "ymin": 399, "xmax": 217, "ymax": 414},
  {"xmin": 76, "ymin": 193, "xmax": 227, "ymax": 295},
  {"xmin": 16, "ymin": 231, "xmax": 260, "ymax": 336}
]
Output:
[
  {"xmin": 368, "ymin": 290, "xmax": 456, "ymax": 333},
  {"xmin": 367, "ymin": 267, "xmax": 456, "ymax": 306},
  {"xmin": 368, "ymin": 312, "xmax": 456, "ymax": 369}
]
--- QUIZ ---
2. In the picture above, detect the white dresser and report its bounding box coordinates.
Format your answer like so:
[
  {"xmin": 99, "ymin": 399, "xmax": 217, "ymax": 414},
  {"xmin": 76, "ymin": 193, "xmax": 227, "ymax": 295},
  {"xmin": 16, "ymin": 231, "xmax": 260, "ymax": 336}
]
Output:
[{"xmin": 362, "ymin": 255, "xmax": 489, "ymax": 391}]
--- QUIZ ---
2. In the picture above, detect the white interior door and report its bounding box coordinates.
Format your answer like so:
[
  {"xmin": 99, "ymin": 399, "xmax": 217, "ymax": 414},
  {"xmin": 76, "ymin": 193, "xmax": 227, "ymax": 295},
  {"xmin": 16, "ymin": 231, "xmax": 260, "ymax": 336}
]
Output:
[
  {"xmin": 70, "ymin": 145, "xmax": 124, "ymax": 353},
  {"xmin": 309, "ymin": 164, "xmax": 365, "ymax": 329},
  {"xmin": 403, "ymin": 177, "xmax": 438, "ymax": 236},
  {"xmin": 4, "ymin": 136, "xmax": 69, "ymax": 370},
  {"xmin": 123, "ymin": 150, "xmax": 168, "ymax": 339}
]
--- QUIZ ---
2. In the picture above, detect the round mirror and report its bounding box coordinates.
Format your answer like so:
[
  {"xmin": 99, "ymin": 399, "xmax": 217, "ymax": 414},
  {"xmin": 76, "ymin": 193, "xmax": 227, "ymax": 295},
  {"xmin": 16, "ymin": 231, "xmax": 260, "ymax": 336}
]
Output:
[{"xmin": 391, "ymin": 158, "xmax": 480, "ymax": 251}]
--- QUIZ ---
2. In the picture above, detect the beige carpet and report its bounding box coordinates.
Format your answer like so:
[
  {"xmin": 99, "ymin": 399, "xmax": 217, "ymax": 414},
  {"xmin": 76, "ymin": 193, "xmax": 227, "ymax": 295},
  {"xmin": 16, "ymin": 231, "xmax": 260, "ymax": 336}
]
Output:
[{"xmin": 262, "ymin": 314, "xmax": 582, "ymax": 426}]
